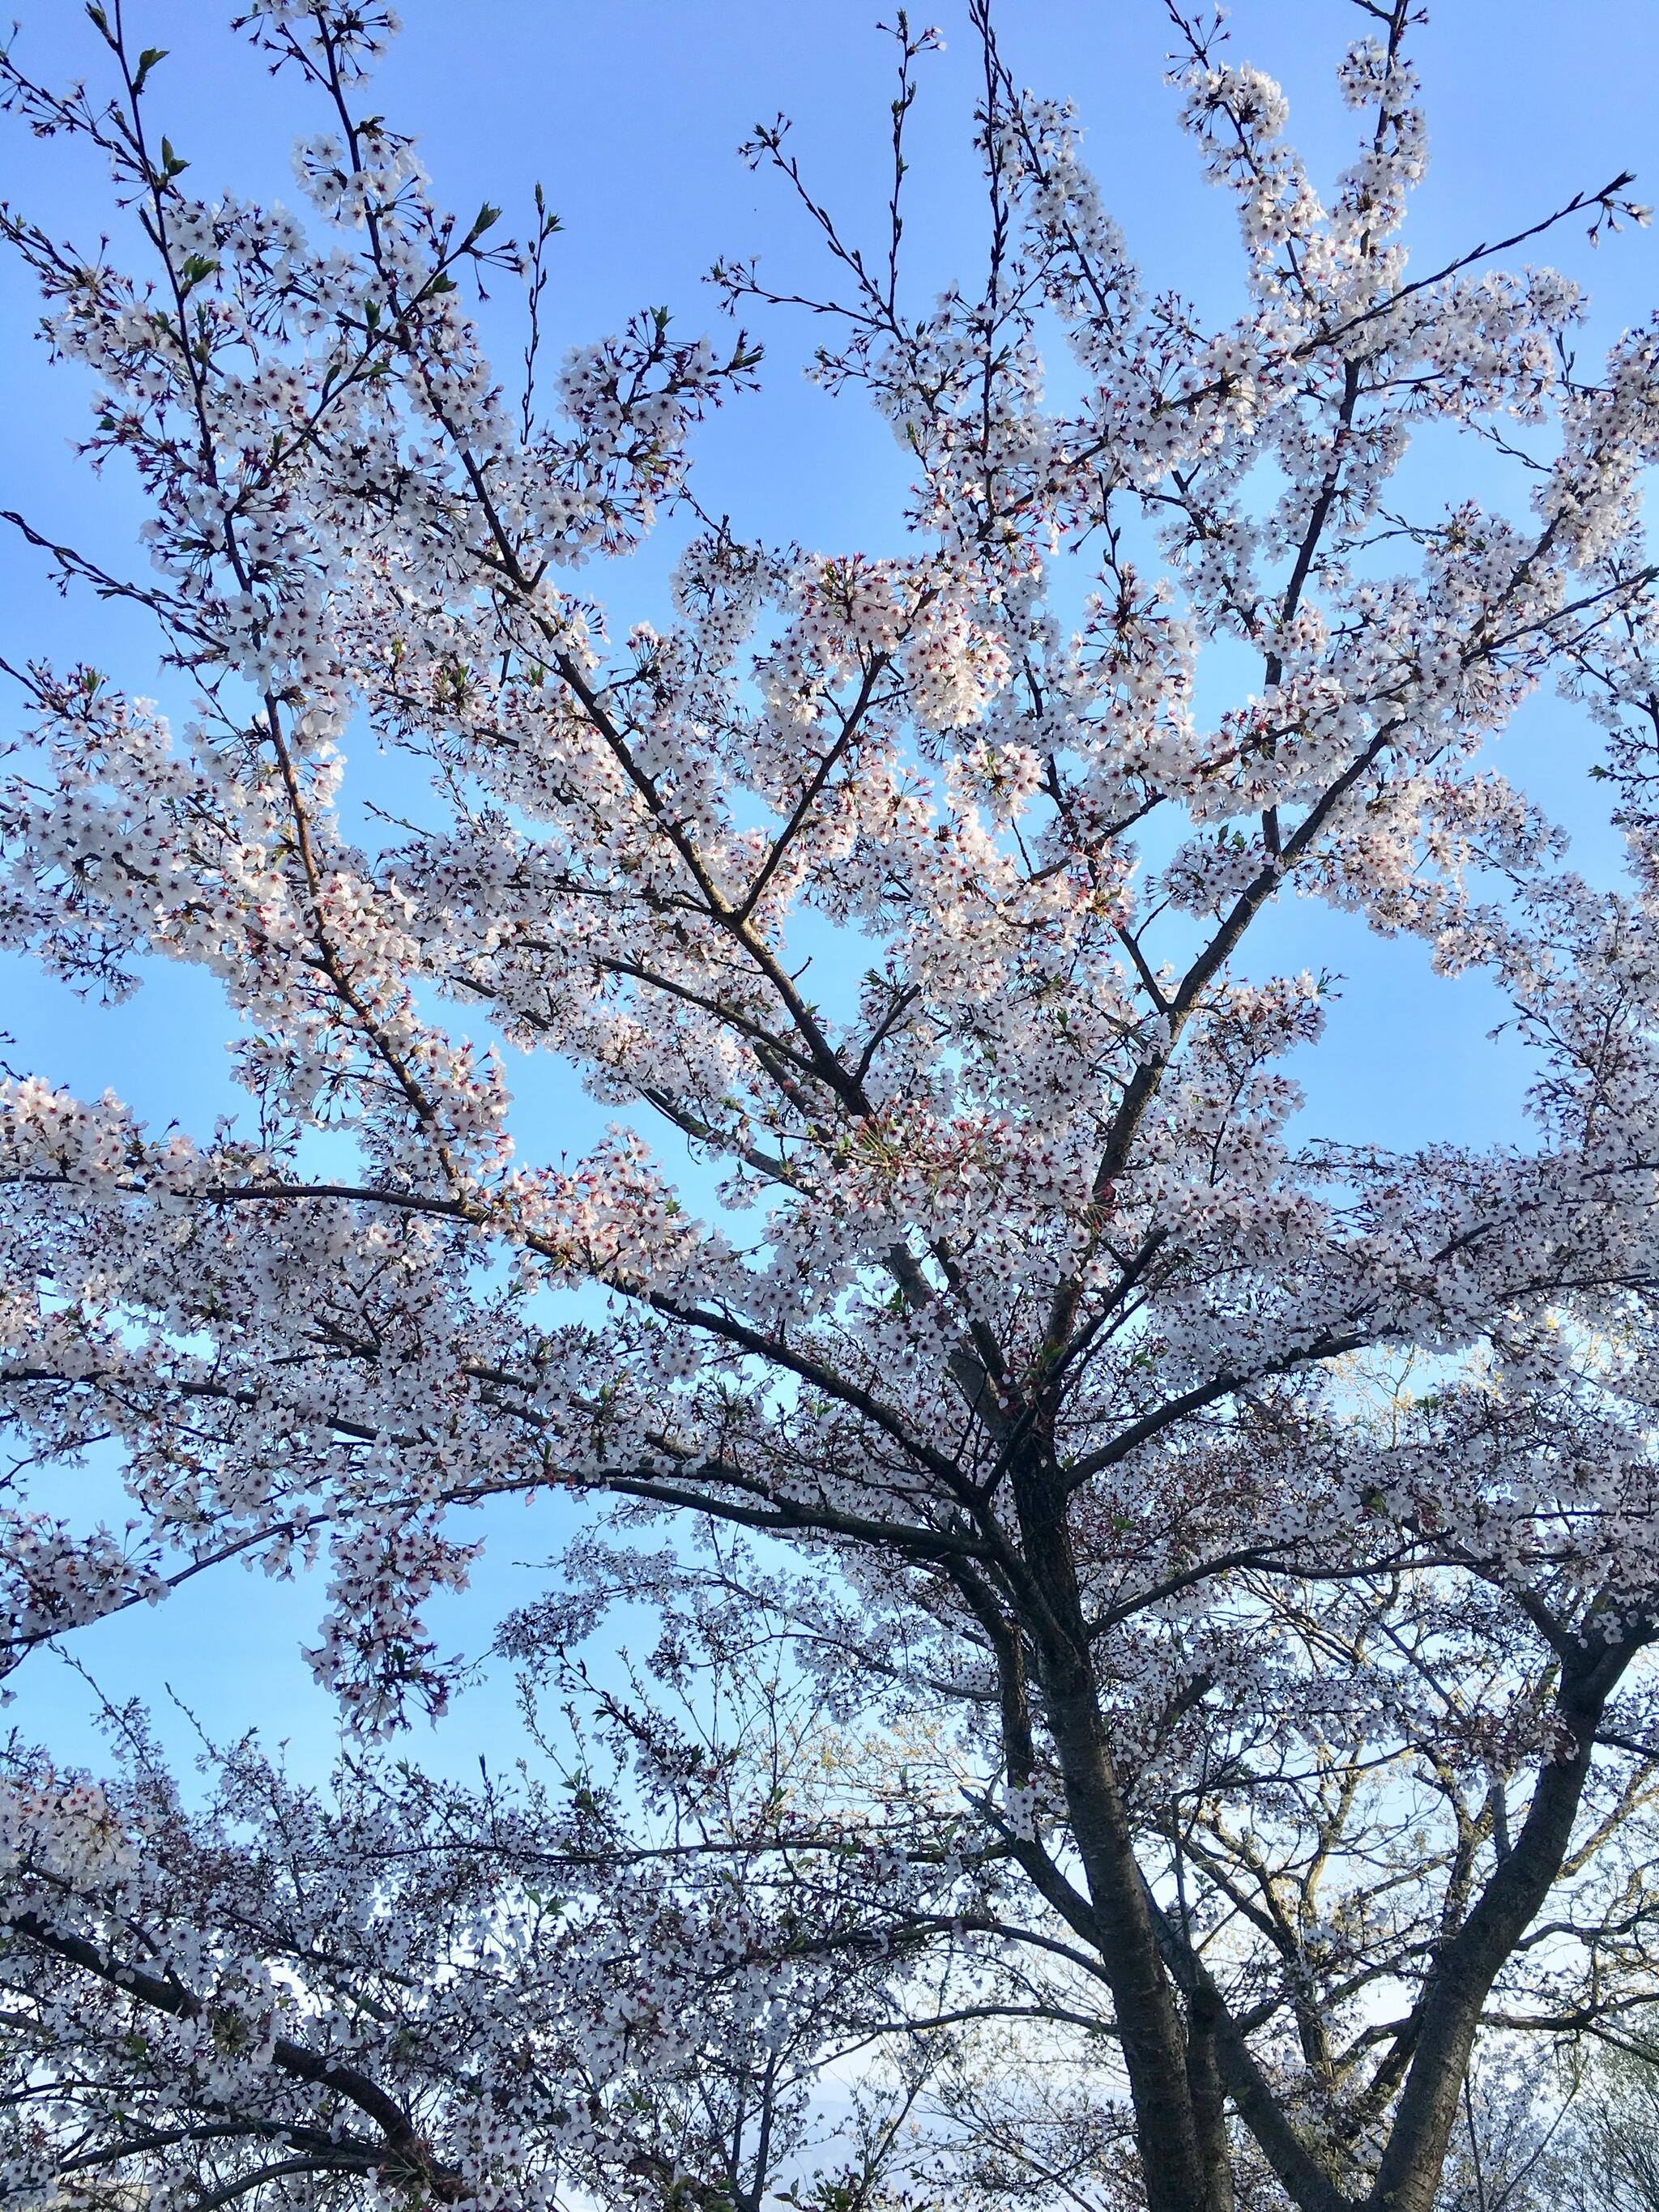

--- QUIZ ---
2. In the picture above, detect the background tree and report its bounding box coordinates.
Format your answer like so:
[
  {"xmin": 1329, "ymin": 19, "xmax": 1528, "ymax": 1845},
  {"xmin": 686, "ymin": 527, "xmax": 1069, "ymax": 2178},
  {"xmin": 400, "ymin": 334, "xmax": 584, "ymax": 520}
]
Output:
[
  {"xmin": 5, "ymin": 2, "xmax": 1659, "ymax": 2208},
  {"xmin": 1556, "ymin": 2046, "xmax": 1659, "ymax": 2212}
]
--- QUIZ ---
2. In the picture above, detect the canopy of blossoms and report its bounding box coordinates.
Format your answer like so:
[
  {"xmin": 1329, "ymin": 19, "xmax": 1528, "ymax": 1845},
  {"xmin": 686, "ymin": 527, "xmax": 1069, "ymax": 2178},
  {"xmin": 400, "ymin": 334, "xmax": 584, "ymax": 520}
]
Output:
[{"xmin": 3, "ymin": 3, "xmax": 1659, "ymax": 2208}]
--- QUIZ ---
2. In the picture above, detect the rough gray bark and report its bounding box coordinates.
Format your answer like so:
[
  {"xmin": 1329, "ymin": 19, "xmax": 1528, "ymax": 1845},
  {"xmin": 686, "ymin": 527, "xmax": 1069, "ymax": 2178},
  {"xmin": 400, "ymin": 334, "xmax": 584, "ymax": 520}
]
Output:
[{"xmin": 1013, "ymin": 1456, "xmax": 1216, "ymax": 2212}]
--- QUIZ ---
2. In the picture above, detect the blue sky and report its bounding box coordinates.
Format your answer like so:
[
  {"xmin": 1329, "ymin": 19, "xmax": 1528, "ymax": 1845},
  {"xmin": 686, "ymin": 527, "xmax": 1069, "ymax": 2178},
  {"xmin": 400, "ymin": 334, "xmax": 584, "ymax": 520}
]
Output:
[{"xmin": 3, "ymin": 0, "xmax": 1657, "ymax": 1783}]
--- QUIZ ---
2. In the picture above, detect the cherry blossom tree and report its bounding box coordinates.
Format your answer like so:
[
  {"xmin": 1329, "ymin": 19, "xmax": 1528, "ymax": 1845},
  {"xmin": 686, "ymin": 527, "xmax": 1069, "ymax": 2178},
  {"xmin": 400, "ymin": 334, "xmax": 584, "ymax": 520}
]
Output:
[
  {"xmin": 5, "ymin": 2, "xmax": 1659, "ymax": 2207},
  {"xmin": 0, "ymin": 1682, "xmax": 955, "ymax": 2212}
]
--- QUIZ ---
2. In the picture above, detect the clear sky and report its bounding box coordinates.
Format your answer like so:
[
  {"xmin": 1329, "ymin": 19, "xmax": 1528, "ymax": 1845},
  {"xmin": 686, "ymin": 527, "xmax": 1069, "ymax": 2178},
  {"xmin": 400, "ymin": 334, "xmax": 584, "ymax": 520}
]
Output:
[{"xmin": 3, "ymin": 0, "xmax": 1657, "ymax": 1784}]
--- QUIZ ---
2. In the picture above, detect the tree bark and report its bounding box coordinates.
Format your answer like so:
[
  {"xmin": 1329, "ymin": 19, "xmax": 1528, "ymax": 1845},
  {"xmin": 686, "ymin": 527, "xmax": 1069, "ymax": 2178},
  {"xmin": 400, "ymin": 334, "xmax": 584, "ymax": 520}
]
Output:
[
  {"xmin": 1013, "ymin": 1461, "xmax": 1217, "ymax": 2212},
  {"xmin": 1186, "ymin": 1984, "xmax": 1238, "ymax": 2212},
  {"xmin": 1039, "ymin": 1647, "xmax": 1218, "ymax": 2210}
]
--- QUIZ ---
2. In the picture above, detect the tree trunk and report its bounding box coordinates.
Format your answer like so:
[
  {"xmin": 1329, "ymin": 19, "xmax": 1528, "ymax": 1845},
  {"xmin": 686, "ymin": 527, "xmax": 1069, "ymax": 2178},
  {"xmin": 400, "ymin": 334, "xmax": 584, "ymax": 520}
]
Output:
[
  {"xmin": 1186, "ymin": 1985, "xmax": 1238, "ymax": 2212},
  {"xmin": 1014, "ymin": 1463, "xmax": 1219, "ymax": 2212},
  {"xmin": 1039, "ymin": 1646, "xmax": 1219, "ymax": 2210},
  {"xmin": 1364, "ymin": 1633, "xmax": 1643, "ymax": 2211}
]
